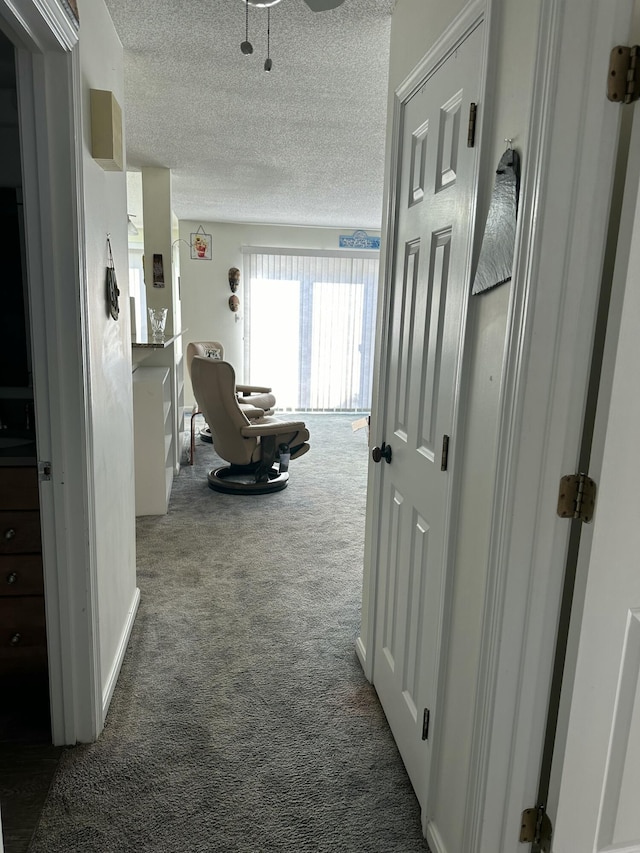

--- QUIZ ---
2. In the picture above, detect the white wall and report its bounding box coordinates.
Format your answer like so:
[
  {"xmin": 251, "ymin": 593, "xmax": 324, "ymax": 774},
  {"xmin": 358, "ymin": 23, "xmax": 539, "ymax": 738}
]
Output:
[
  {"xmin": 179, "ymin": 220, "xmax": 380, "ymax": 407},
  {"xmin": 360, "ymin": 0, "xmax": 541, "ymax": 847},
  {"xmin": 78, "ymin": 0, "xmax": 137, "ymax": 710}
]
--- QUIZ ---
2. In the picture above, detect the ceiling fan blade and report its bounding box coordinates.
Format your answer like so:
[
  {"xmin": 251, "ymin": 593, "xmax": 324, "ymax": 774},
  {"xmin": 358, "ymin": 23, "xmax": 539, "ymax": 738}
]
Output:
[{"xmin": 302, "ymin": 0, "xmax": 345, "ymax": 11}]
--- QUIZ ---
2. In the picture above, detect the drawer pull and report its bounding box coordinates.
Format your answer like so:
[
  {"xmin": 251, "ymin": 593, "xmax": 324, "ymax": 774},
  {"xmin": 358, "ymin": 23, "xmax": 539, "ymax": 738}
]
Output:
[
  {"xmin": 9, "ymin": 632, "xmax": 21, "ymax": 646},
  {"xmin": 6, "ymin": 572, "xmax": 17, "ymax": 585},
  {"xmin": 4, "ymin": 528, "xmax": 16, "ymax": 540}
]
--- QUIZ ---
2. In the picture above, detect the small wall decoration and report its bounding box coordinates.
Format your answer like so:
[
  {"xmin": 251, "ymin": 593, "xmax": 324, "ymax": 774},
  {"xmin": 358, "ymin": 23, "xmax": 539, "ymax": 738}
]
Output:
[
  {"xmin": 191, "ymin": 226, "xmax": 212, "ymax": 260},
  {"xmin": 339, "ymin": 230, "xmax": 381, "ymax": 250},
  {"xmin": 228, "ymin": 294, "xmax": 240, "ymax": 312},
  {"xmin": 105, "ymin": 235, "xmax": 119, "ymax": 320},
  {"xmin": 152, "ymin": 253, "xmax": 165, "ymax": 288},
  {"xmin": 228, "ymin": 267, "xmax": 240, "ymax": 292},
  {"xmin": 472, "ymin": 144, "xmax": 521, "ymax": 295}
]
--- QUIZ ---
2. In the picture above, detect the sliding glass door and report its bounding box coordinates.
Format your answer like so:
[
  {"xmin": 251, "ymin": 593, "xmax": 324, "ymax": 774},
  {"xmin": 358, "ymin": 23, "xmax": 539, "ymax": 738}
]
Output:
[
  {"xmin": 244, "ymin": 250, "xmax": 378, "ymax": 412},
  {"xmin": 248, "ymin": 277, "xmax": 301, "ymax": 410}
]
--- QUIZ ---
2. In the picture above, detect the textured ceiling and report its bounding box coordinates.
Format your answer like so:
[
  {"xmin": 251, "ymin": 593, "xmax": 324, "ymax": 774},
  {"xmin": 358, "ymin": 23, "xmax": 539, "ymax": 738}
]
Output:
[{"xmin": 103, "ymin": 0, "xmax": 396, "ymax": 229}]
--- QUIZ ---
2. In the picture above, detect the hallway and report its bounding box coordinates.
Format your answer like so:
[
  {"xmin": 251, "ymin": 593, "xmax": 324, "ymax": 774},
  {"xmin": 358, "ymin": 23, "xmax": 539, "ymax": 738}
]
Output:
[{"xmin": 22, "ymin": 414, "xmax": 429, "ymax": 852}]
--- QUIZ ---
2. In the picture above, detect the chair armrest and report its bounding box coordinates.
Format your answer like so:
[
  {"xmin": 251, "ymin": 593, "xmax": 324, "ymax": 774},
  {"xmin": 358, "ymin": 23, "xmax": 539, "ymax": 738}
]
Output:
[
  {"xmin": 240, "ymin": 420, "xmax": 306, "ymax": 437},
  {"xmin": 239, "ymin": 405, "xmax": 266, "ymax": 420},
  {"xmin": 237, "ymin": 383, "xmax": 272, "ymax": 394}
]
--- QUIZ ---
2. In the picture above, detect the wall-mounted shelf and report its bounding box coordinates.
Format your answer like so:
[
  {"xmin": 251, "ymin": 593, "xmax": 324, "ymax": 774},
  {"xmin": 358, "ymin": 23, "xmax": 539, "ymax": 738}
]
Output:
[{"xmin": 131, "ymin": 329, "xmax": 184, "ymax": 350}]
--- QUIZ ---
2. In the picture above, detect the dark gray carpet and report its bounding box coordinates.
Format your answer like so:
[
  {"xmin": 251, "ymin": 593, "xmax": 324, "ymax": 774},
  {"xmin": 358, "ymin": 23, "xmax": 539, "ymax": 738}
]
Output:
[{"xmin": 29, "ymin": 414, "xmax": 430, "ymax": 852}]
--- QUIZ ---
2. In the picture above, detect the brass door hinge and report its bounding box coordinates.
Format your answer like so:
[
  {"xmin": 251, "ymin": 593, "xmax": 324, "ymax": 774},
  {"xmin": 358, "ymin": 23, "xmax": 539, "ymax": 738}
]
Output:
[
  {"xmin": 520, "ymin": 806, "xmax": 552, "ymax": 852},
  {"xmin": 557, "ymin": 473, "xmax": 596, "ymax": 523},
  {"xmin": 467, "ymin": 102, "xmax": 477, "ymax": 147},
  {"xmin": 608, "ymin": 45, "xmax": 640, "ymax": 104}
]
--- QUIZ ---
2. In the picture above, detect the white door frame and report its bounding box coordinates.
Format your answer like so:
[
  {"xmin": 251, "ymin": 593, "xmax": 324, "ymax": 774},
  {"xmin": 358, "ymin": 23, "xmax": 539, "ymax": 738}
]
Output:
[
  {"xmin": 462, "ymin": 0, "xmax": 634, "ymax": 850},
  {"xmin": 1, "ymin": 0, "xmax": 102, "ymax": 745},
  {"xmin": 361, "ymin": 0, "xmax": 634, "ymax": 847},
  {"xmin": 547, "ymin": 95, "xmax": 640, "ymax": 853}
]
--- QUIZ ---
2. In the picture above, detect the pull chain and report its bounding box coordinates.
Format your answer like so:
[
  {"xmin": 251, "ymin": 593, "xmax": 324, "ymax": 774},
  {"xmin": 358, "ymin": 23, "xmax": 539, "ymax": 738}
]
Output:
[
  {"xmin": 241, "ymin": 0, "xmax": 253, "ymax": 54},
  {"xmin": 264, "ymin": 7, "xmax": 273, "ymax": 71}
]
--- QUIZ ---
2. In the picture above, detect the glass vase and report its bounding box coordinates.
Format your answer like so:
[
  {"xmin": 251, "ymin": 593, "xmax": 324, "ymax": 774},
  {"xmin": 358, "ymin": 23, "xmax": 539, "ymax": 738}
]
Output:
[{"xmin": 148, "ymin": 307, "xmax": 168, "ymax": 342}]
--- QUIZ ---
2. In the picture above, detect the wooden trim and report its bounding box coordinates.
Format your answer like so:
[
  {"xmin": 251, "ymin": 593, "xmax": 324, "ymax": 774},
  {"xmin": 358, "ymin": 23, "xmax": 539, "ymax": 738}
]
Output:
[
  {"xmin": 461, "ymin": 1, "xmax": 564, "ymax": 844},
  {"xmin": 14, "ymin": 33, "xmax": 100, "ymax": 744},
  {"xmin": 395, "ymin": 0, "xmax": 486, "ymax": 103},
  {"xmin": 357, "ymin": 15, "xmax": 403, "ymax": 683},
  {"xmin": 354, "ymin": 635, "xmax": 367, "ymax": 672},
  {"xmin": 425, "ymin": 820, "xmax": 447, "ymax": 853},
  {"xmin": 102, "ymin": 588, "xmax": 140, "ymax": 718},
  {"xmin": 0, "ymin": 0, "xmax": 78, "ymax": 51},
  {"xmin": 465, "ymin": 1, "xmax": 635, "ymax": 850},
  {"xmin": 69, "ymin": 38, "xmax": 103, "ymax": 741}
]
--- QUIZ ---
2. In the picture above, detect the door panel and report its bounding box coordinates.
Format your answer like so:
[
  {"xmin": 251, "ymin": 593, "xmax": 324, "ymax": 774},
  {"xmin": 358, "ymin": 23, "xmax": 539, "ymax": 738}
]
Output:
[
  {"xmin": 418, "ymin": 229, "xmax": 451, "ymax": 456},
  {"xmin": 437, "ymin": 92, "xmax": 461, "ymax": 191},
  {"xmin": 382, "ymin": 488, "xmax": 404, "ymax": 670},
  {"xmin": 393, "ymin": 241, "xmax": 420, "ymax": 439},
  {"xmin": 372, "ymin": 22, "xmax": 483, "ymax": 808}
]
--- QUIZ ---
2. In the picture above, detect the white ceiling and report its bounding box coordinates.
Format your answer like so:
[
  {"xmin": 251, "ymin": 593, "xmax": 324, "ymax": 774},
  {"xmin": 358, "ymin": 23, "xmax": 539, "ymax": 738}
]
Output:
[{"xmin": 103, "ymin": 0, "xmax": 396, "ymax": 230}]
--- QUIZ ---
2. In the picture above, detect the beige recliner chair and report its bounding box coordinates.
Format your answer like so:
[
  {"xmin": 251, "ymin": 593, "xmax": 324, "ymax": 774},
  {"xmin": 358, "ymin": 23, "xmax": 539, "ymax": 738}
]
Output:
[
  {"xmin": 190, "ymin": 356, "xmax": 309, "ymax": 494},
  {"xmin": 186, "ymin": 340, "xmax": 276, "ymax": 463}
]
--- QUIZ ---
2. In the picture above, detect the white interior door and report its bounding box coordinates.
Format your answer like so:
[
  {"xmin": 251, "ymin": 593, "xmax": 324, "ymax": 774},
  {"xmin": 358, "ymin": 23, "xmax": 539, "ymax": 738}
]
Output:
[
  {"xmin": 372, "ymin": 22, "xmax": 483, "ymax": 807},
  {"xmin": 551, "ymin": 101, "xmax": 640, "ymax": 852}
]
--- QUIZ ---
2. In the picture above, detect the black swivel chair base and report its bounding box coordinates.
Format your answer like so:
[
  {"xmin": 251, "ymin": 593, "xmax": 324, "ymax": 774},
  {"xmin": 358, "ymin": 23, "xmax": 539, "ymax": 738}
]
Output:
[{"xmin": 207, "ymin": 464, "xmax": 289, "ymax": 495}]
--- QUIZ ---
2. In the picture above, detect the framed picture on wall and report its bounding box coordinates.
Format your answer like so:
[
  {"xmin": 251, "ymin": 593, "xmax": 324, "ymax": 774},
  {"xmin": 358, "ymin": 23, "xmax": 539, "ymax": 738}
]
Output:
[{"xmin": 190, "ymin": 226, "xmax": 212, "ymax": 260}]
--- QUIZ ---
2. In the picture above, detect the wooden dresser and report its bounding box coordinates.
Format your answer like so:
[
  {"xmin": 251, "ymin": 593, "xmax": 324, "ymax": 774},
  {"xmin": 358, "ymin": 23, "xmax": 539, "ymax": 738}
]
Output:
[{"xmin": 0, "ymin": 466, "xmax": 46, "ymax": 674}]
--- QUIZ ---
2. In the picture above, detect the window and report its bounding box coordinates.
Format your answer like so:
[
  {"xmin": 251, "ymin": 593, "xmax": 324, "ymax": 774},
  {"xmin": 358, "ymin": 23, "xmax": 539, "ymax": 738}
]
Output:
[{"xmin": 243, "ymin": 249, "xmax": 379, "ymax": 412}]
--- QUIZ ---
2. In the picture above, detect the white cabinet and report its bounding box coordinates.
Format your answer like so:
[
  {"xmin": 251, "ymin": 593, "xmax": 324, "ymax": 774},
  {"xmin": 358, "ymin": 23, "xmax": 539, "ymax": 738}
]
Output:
[{"xmin": 133, "ymin": 366, "xmax": 173, "ymax": 515}]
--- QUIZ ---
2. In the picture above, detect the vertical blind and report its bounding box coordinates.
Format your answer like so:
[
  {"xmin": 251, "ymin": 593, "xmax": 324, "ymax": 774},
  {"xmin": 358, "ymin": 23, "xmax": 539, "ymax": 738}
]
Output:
[{"xmin": 243, "ymin": 249, "xmax": 379, "ymax": 412}]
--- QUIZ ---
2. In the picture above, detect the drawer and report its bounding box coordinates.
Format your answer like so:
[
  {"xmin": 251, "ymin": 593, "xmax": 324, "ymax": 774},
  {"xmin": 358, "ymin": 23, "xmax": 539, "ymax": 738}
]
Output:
[
  {"xmin": 0, "ymin": 597, "xmax": 47, "ymax": 672},
  {"xmin": 0, "ymin": 467, "xmax": 39, "ymax": 510},
  {"xmin": 0, "ymin": 511, "xmax": 41, "ymax": 553},
  {"xmin": 0, "ymin": 555, "xmax": 44, "ymax": 596}
]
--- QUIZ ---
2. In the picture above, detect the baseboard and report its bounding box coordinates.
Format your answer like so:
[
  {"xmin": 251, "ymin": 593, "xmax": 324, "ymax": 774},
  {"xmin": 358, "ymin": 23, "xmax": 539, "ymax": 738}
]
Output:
[
  {"xmin": 425, "ymin": 819, "xmax": 447, "ymax": 853},
  {"xmin": 102, "ymin": 586, "xmax": 141, "ymax": 720},
  {"xmin": 355, "ymin": 636, "xmax": 368, "ymax": 677}
]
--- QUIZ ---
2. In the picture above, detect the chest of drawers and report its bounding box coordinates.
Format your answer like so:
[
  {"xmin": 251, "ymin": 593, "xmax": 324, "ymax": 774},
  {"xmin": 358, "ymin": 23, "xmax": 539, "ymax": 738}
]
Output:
[{"xmin": 0, "ymin": 467, "xmax": 46, "ymax": 673}]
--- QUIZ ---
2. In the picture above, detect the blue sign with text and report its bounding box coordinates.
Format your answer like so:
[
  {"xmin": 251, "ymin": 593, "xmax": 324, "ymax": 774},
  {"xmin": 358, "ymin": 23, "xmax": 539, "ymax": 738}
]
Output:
[{"xmin": 339, "ymin": 230, "xmax": 381, "ymax": 250}]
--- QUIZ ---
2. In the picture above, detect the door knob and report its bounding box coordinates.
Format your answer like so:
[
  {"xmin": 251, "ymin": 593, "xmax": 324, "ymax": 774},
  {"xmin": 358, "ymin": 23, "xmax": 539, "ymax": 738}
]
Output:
[{"xmin": 372, "ymin": 442, "xmax": 392, "ymax": 464}]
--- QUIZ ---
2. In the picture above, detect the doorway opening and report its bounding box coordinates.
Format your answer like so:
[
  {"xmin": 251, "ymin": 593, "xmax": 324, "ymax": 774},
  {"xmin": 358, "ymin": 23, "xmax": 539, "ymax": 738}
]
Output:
[{"xmin": 0, "ymin": 27, "xmax": 50, "ymax": 747}]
